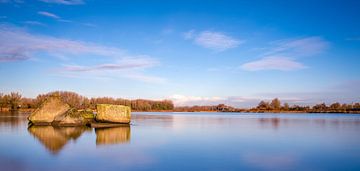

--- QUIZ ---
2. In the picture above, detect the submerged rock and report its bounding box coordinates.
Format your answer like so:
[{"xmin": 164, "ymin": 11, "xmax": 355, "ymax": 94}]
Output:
[
  {"xmin": 28, "ymin": 94, "xmax": 70, "ymax": 125},
  {"xmin": 96, "ymin": 104, "xmax": 131, "ymax": 124}
]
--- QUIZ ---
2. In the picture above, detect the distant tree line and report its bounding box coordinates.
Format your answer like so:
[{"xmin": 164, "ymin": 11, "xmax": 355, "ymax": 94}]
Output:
[
  {"xmin": 173, "ymin": 98, "xmax": 360, "ymax": 113},
  {"xmin": 249, "ymin": 98, "xmax": 360, "ymax": 113},
  {"xmin": 174, "ymin": 104, "xmax": 243, "ymax": 112},
  {"xmin": 0, "ymin": 91, "xmax": 174, "ymax": 112},
  {"xmin": 0, "ymin": 92, "xmax": 359, "ymax": 113}
]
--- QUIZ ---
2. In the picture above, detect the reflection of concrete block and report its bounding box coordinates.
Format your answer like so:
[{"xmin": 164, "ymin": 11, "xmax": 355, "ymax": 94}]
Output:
[
  {"xmin": 96, "ymin": 126, "xmax": 130, "ymax": 145},
  {"xmin": 96, "ymin": 104, "xmax": 131, "ymax": 123},
  {"xmin": 28, "ymin": 126, "xmax": 89, "ymax": 154}
]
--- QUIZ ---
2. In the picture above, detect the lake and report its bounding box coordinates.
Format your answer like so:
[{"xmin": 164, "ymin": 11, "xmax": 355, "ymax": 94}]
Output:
[{"xmin": 0, "ymin": 112, "xmax": 360, "ymax": 171}]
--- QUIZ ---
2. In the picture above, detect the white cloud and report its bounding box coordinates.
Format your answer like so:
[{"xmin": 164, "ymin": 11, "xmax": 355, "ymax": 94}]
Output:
[
  {"xmin": 241, "ymin": 56, "xmax": 306, "ymax": 71},
  {"xmin": 38, "ymin": 0, "xmax": 84, "ymax": 5},
  {"xmin": 38, "ymin": 11, "xmax": 60, "ymax": 19},
  {"xmin": 185, "ymin": 30, "xmax": 242, "ymax": 51},
  {"xmin": 241, "ymin": 36, "xmax": 328, "ymax": 71},
  {"xmin": 169, "ymin": 94, "xmax": 226, "ymax": 106}
]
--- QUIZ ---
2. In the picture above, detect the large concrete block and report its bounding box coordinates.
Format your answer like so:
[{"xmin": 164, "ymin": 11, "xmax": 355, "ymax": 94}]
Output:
[
  {"xmin": 28, "ymin": 95, "xmax": 70, "ymax": 125},
  {"xmin": 96, "ymin": 104, "xmax": 131, "ymax": 123}
]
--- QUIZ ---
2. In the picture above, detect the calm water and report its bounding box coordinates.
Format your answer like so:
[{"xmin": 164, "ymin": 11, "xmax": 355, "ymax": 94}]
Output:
[{"xmin": 0, "ymin": 112, "xmax": 360, "ymax": 171}]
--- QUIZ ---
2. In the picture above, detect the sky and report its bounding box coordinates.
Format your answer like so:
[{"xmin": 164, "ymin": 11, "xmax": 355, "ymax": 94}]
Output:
[{"xmin": 0, "ymin": 0, "xmax": 359, "ymax": 107}]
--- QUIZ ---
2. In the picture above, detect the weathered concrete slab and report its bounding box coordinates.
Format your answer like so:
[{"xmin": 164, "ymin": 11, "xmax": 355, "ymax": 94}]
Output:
[
  {"xmin": 54, "ymin": 109, "xmax": 86, "ymax": 126},
  {"xmin": 28, "ymin": 95, "xmax": 70, "ymax": 125},
  {"xmin": 96, "ymin": 104, "xmax": 131, "ymax": 124}
]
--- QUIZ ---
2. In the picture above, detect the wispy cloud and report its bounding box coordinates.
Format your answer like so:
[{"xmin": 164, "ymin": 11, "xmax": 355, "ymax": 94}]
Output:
[
  {"xmin": 0, "ymin": 53, "xmax": 29, "ymax": 62},
  {"xmin": 38, "ymin": 0, "xmax": 84, "ymax": 5},
  {"xmin": 23, "ymin": 21, "xmax": 46, "ymax": 26},
  {"xmin": 0, "ymin": 25, "xmax": 125, "ymax": 61},
  {"xmin": 263, "ymin": 36, "xmax": 329, "ymax": 57},
  {"xmin": 241, "ymin": 56, "xmax": 306, "ymax": 71},
  {"xmin": 37, "ymin": 11, "xmax": 91, "ymax": 25},
  {"xmin": 184, "ymin": 30, "xmax": 243, "ymax": 51},
  {"xmin": 58, "ymin": 66, "xmax": 166, "ymax": 84},
  {"xmin": 38, "ymin": 11, "xmax": 60, "ymax": 19},
  {"xmin": 241, "ymin": 36, "xmax": 328, "ymax": 71},
  {"xmin": 0, "ymin": 25, "xmax": 163, "ymax": 83},
  {"xmin": 63, "ymin": 57, "xmax": 159, "ymax": 72},
  {"xmin": 81, "ymin": 23, "xmax": 96, "ymax": 27}
]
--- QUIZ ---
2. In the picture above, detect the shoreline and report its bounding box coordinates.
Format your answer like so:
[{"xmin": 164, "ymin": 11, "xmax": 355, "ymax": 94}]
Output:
[{"xmin": 2, "ymin": 108, "xmax": 358, "ymax": 114}]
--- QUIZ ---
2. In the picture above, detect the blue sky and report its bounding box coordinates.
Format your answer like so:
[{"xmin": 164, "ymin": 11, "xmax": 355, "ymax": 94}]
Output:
[{"xmin": 0, "ymin": 0, "xmax": 359, "ymax": 107}]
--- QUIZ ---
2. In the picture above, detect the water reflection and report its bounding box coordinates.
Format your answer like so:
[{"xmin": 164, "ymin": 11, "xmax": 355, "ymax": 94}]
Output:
[
  {"xmin": 258, "ymin": 118, "xmax": 281, "ymax": 129},
  {"xmin": 95, "ymin": 125, "xmax": 131, "ymax": 145},
  {"xmin": 1, "ymin": 112, "xmax": 360, "ymax": 171},
  {"xmin": 257, "ymin": 116, "xmax": 360, "ymax": 130},
  {"xmin": 28, "ymin": 126, "xmax": 91, "ymax": 154},
  {"xmin": 27, "ymin": 125, "xmax": 132, "ymax": 154},
  {"xmin": 0, "ymin": 111, "xmax": 29, "ymax": 130}
]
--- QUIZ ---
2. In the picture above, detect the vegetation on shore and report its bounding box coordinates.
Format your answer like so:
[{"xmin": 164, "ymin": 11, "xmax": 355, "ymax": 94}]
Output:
[
  {"xmin": 0, "ymin": 92, "xmax": 359, "ymax": 113},
  {"xmin": 0, "ymin": 91, "xmax": 174, "ymax": 112},
  {"xmin": 175, "ymin": 98, "xmax": 360, "ymax": 113}
]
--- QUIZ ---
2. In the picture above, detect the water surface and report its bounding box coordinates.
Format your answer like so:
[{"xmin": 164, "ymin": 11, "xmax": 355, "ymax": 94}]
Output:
[{"xmin": 0, "ymin": 112, "xmax": 360, "ymax": 171}]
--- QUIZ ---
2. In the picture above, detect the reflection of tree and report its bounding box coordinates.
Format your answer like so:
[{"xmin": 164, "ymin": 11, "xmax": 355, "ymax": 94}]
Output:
[
  {"xmin": 0, "ymin": 111, "xmax": 28, "ymax": 129},
  {"xmin": 95, "ymin": 126, "xmax": 130, "ymax": 146},
  {"xmin": 28, "ymin": 126, "xmax": 90, "ymax": 155},
  {"xmin": 258, "ymin": 118, "xmax": 281, "ymax": 129}
]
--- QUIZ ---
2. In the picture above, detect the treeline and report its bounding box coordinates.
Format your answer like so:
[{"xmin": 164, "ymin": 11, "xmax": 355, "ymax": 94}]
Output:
[
  {"xmin": 0, "ymin": 91, "xmax": 174, "ymax": 111},
  {"xmin": 174, "ymin": 104, "xmax": 243, "ymax": 112},
  {"xmin": 0, "ymin": 92, "xmax": 359, "ymax": 113},
  {"xmin": 250, "ymin": 98, "xmax": 360, "ymax": 113},
  {"xmin": 173, "ymin": 98, "xmax": 360, "ymax": 113}
]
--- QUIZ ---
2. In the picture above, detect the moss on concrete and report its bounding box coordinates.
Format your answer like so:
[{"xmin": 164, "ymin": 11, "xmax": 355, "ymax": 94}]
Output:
[{"xmin": 96, "ymin": 104, "xmax": 131, "ymax": 124}]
